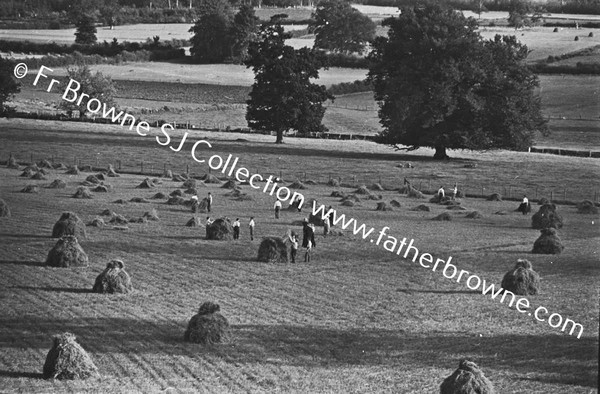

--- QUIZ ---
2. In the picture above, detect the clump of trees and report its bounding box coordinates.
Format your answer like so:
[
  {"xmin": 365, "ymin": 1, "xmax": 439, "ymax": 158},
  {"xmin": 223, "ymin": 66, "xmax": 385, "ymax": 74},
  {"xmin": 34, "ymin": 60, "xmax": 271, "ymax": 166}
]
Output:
[
  {"xmin": 310, "ymin": 0, "xmax": 376, "ymax": 55},
  {"xmin": 0, "ymin": 56, "xmax": 21, "ymax": 114},
  {"xmin": 189, "ymin": 1, "xmax": 259, "ymax": 63},
  {"xmin": 245, "ymin": 15, "xmax": 333, "ymax": 144},
  {"xmin": 368, "ymin": 3, "xmax": 548, "ymax": 159},
  {"xmin": 59, "ymin": 65, "xmax": 117, "ymax": 118},
  {"xmin": 74, "ymin": 14, "xmax": 97, "ymax": 45}
]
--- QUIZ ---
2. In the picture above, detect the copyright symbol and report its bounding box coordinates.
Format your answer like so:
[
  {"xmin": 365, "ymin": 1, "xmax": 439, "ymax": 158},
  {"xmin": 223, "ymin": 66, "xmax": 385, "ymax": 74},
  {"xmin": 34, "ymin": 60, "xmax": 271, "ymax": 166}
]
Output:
[{"xmin": 13, "ymin": 63, "xmax": 28, "ymax": 78}]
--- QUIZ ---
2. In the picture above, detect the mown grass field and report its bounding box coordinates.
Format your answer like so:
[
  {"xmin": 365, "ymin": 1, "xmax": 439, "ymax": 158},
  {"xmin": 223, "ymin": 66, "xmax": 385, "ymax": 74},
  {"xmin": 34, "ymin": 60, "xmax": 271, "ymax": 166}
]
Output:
[{"xmin": 0, "ymin": 119, "xmax": 598, "ymax": 392}]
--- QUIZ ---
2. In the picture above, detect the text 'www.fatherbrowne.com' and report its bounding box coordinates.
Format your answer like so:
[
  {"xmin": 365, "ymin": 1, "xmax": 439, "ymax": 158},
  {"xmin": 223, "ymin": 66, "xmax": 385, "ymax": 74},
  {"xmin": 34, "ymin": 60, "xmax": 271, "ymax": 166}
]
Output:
[{"xmin": 310, "ymin": 201, "xmax": 584, "ymax": 339}]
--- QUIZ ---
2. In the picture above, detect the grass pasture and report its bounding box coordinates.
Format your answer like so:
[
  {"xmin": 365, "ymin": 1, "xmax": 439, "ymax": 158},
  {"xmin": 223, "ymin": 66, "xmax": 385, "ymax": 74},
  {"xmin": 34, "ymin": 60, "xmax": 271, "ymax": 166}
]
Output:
[{"xmin": 0, "ymin": 120, "xmax": 598, "ymax": 392}]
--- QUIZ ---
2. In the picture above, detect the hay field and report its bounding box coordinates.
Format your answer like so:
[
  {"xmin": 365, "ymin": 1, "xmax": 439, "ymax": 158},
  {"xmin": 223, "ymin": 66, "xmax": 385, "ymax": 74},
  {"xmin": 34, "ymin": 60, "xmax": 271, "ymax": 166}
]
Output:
[{"xmin": 0, "ymin": 120, "xmax": 598, "ymax": 392}]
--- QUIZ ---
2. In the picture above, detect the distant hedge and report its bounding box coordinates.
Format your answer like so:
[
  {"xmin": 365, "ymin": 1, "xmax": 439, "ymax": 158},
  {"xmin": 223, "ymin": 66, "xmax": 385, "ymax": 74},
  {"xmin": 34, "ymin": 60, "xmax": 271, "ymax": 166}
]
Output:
[{"xmin": 328, "ymin": 79, "xmax": 373, "ymax": 95}]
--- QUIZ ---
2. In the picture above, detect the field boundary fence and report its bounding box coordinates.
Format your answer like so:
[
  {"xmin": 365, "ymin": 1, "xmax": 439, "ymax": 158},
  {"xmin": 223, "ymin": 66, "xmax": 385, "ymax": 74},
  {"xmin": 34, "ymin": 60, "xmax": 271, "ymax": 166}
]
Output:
[
  {"xmin": 5, "ymin": 111, "xmax": 600, "ymax": 159},
  {"xmin": 5, "ymin": 152, "xmax": 600, "ymax": 204}
]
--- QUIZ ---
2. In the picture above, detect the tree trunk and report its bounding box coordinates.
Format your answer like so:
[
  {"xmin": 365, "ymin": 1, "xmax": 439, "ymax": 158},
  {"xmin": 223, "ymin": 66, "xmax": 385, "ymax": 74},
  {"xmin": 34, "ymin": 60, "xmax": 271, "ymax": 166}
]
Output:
[
  {"xmin": 275, "ymin": 130, "xmax": 284, "ymax": 144},
  {"xmin": 433, "ymin": 146, "xmax": 449, "ymax": 160}
]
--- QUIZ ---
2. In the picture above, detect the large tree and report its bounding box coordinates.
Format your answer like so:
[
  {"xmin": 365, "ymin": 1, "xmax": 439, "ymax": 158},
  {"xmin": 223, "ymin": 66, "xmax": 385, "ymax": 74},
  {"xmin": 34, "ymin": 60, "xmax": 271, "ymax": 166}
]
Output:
[
  {"xmin": 367, "ymin": 3, "xmax": 547, "ymax": 159},
  {"xmin": 230, "ymin": 4, "xmax": 260, "ymax": 62},
  {"xmin": 189, "ymin": 0, "xmax": 233, "ymax": 63},
  {"xmin": 59, "ymin": 65, "xmax": 116, "ymax": 118},
  {"xmin": 245, "ymin": 15, "xmax": 333, "ymax": 144},
  {"xmin": 310, "ymin": 0, "xmax": 376, "ymax": 54},
  {"xmin": 0, "ymin": 56, "xmax": 21, "ymax": 114}
]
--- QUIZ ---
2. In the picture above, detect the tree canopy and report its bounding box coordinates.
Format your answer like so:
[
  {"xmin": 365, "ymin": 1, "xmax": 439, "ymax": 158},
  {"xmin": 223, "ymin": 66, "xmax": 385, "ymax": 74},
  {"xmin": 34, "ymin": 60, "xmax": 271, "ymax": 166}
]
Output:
[
  {"xmin": 189, "ymin": 0, "xmax": 259, "ymax": 63},
  {"xmin": 0, "ymin": 57, "xmax": 21, "ymax": 114},
  {"xmin": 310, "ymin": 0, "xmax": 376, "ymax": 54},
  {"xmin": 245, "ymin": 15, "xmax": 333, "ymax": 144},
  {"xmin": 74, "ymin": 14, "xmax": 98, "ymax": 45},
  {"xmin": 59, "ymin": 65, "xmax": 116, "ymax": 118},
  {"xmin": 367, "ymin": 3, "xmax": 547, "ymax": 159}
]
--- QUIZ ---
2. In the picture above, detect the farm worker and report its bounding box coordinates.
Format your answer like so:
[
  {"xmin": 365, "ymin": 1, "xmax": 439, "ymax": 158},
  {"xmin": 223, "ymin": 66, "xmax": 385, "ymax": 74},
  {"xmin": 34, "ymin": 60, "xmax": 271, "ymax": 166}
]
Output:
[
  {"xmin": 207, "ymin": 192, "xmax": 213, "ymax": 212},
  {"xmin": 304, "ymin": 224, "xmax": 316, "ymax": 262},
  {"xmin": 233, "ymin": 218, "xmax": 240, "ymax": 240},
  {"xmin": 191, "ymin": 195, "xmax": 199, "ymax": 212},
  {"xmin": 289, "ymin": 231, "xmax": 299, "ymax": 263},
  {"xmin": 206, "ymin": 216, "xmax": 213, "ymax": 226},
  {"xmin": 323, "ymin": 213, "xmax": 331, "ymax": 236},
  {"xmin": 438, "ymin": 186, "xmax": 445, "ymax": 199},
  {"xmin": 519, "ymin": 195, "xmax": 530, "ymax": 215},
  {"xmin": 452, "ymin": 183, "xmax": 458, "ymax": 200},
  {"xmin": 248, "ymin": 217, "xmax": 255, "ymax": 241},
  {"xmin": 274, "ymin": 199, "xmax": 282, "ymax": 219}
]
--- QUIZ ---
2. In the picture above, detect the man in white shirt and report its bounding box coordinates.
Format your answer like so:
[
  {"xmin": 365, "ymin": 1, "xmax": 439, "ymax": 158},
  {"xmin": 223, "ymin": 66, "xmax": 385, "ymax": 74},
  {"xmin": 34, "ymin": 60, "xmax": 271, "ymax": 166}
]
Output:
[
  {"xmin": 274, "ymin": 199, "xmax": 282, "ymax": 219},
  {"xmin": 248, "ymin": 217, "xmax": 255, "ymax": 241},
  {"xmin": 233, "ymin": 218, "xmax": 240, "ymax": 239},
  {"xmin": 207, "ymin": 192, "xmax": 213, "ymax": 212},
  {"xmin": 519, "ymin": 195, "xmax": 530, "ymax": 215},
  {"xmin": 452, "ymin": 184, "xmax": 458, "ymax": 200},
  {"xmin": 438, "ymin": 186, "xmax": 445, "ymax": 199}
]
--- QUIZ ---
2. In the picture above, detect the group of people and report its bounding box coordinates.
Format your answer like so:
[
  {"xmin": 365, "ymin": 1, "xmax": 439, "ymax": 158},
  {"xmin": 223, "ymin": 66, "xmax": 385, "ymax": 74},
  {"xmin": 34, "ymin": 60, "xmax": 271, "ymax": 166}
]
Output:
[
  {"xmin": 287, "ymin": 218, "xmax": 317, "ymax": 263},
  {"xmin": 437, "ymin": 183, "xmax": 458, "ymax": 200}
]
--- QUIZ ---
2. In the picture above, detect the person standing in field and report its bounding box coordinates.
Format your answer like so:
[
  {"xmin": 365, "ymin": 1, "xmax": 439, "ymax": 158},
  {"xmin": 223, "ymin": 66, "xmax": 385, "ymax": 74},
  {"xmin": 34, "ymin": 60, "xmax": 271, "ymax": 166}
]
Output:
[
  {"xmin": 207, "ymin": 192, "xmax": 213, "ymax": 213},
  {"xmin": 303, "ymin": 222, "xmax": 316, "ymax": 262},
  {"xmin": 248, "ymin": 217, "xmax": 255, "ymax": 241},
  {"xmin": 233, "ymin": 218, "xmax": 240, "ymax": 240},
  {"xmin": 452, "ymin": 183, "xmax": 458, "ymax": 200},
  {"xmin": 289, "ymin": 231, "xmax": 298, "ymax": 263},
  {"xmin": 323, "ymin": 212, "xmax": 331, "ymax": 236},
  {"xmin": 205, "ymin": 216, "xmax": 213, "ymax": 238},
  {"xmin": 438, "ymin": 185, "xmax": 445, "ymax": 199},
  {"xmin": 518, "ymin": 194, "xmax": 530, "ymax": 215},
  {"xmin": 274, "ymin": 199, "xmax": 282, "ymax": 219}
]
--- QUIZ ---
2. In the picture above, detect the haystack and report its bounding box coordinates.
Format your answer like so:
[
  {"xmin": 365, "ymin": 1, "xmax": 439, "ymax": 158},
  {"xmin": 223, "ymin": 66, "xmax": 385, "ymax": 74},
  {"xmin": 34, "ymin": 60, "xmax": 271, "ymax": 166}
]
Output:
[
  {"xmin": 20, "ymin": 169, "xmax": 34, "ymax": 177},
  {"xmin": 106, "ymin": 164, "xmax": 119, "ymax": 177},
  {"xmin": 93, "ymin": 185, "xmax": 109, "ymax": 193},
  {"xmin": 172, "ymin": 173, "xmax": 186, "ymax": 181},
  {"xmin": 136, "ymin": 178, "xmax": 155, "ymax": 188},
  {"xmin": 92, "ymin": 260, "xmax": 133, "ymax": 294},
  {"xmin": 170, "ymin": 189, "xmax": 183, "ymax": 197},
  {"xmin": 407, "ymin": 186, "xmax": 425, "ymax": 199},
  {"xmin": 23, "ymin": 164, "xmax": 40, "ymax": 172},
  {"xmin": 184, "ymin": 187, "xmax": 198, "ymax": 195},
  {"xmin": 7, "ymin": 154, "xmax": 19, "ymax": 169},
  {"xmin": 100, "ymin": 209, "xmax": 114, "ymax": 216},
  {"xmin": 94, "ymin": 173, "xmax": 106, "ymax": 181},
  {"xmin": 538, "ymin": 197, "xmax": 549, "ymax": 205},
  {"xmin": 80, "ymin": 165, "xmax": 93, "ymax": 172},
  {"xmin": 88, "ymin": 217, "xmax": 105, "ymax": 227},
  {"xmin": 143, "ymin": 209, "xmax": 159, "ymax": 221},
  {"xmin": 21, "ymin": 185, "xmax": 39, "ymax": 193},
  {"xmin": 577, "ymin": 200, "xmax": 599, "ymax": 214},
  {"xmin": 532, "ymin": 228, "xmax": 564, "ymax": 254},
  {"xmin": 432, "ymin": 212, "xmax": 452, "ymax": 221},
  {"xmin": 341, "ymin": 194, "xmax": 361, "ymax": 203},
  {"xmin": 72, "ymin": 186, "xmax": 92, "ymax": 199},
  {"xmin": 38, "ymin": 159, "xmax": 53, "ymax": 169},
  {"xmin": 163, "ymin": 169, "xmax": 173, "ymax": 178},
  {"xmin": 412, "ymin": 204, "xmax": 430, "ymax": 212},
  {"xmin": 183, "ymin": 179, "xmax": 197, "ymax": 189},
  {"xmin": 184, "ymin": 302, "xmax": 230, "ymax": 344},
  {"xmin": 330, "ymin": 190, "xmax": 345, "ymax": 198},
  {"xmin": 289, "ymin": 180, "xmax": 307, "ymax": 189},
  {"xmin": 167, "ymin": 196, "xmax": 186, "ymax": 205},
  {"xmin": 186, "ymin": 217, "xmax": 202, "ymax": 227},
  {"xmin": 369, "ymin": 183, "xmax": 384, "ymax": 191},
  {"xmin": 65, "ymin": 166, "xmax": 80, "ymax": 175},
  {"xmin": 0, "ymin": 198, "xmax": 10, "ymax": 217},
  {"xmin": 327, "ymin": 178, "xmax": 340, "ymax": 187},
  {"xmin": 46, "ymin": 236, "xmax": 89, "ymax": 267},
  {"xmin": 85, "ymin": 175, "xmax": 100, "ymax": 184},
  {"xmin": 341, "ymin": 200, "xmax": 355, "ymax": 207},
  {"xmin": 501, "ymin": 259, "xmax": 540, "ymax": 295},
  {"xmin": 354, "ymin": 185, "xmax": 371, "ymax": 195},
  {"xmin": 390, "ymin": 200, "xmax": 401, "ymax": 208},
  {"xmin": 532, "ymin": 204, "xmax": 563, "ymax": 229},
  {"xmin": 375, "ymin": 202, "xmax": 392, "ymax": 211},
  {"xmin": 367, "ymin": 194, "xmax": 383, "ymax": 200},
  {"xmin": 192, "ymin": 197, "xmax": 209, "ymax": 213},
  {"xmin": 80, "ymin": 180, "xmax": 96, "ymax": 187},
  {"xmin": 257, "ymin": 237, "xmax": 289, "ymax": 263},
  {"xmin": 152, "ymin": 192, "xmax": 167, "ymax": 199},
  {"xmin": 53, "ymin": 163, "xmax": 67, "ymax": 170},
  {"xmin": 42, "ymin": 332, "xmax": 98, "ymax": 380},
  {"xmin": 440, "ymin": 359, "xmax": 495, "ymax": 394},
  {"xmin": 130, "ymin": 197, "xmax": 150, "ymax": 203},
  {"xmin": 487, "ymin": 193, "xmax": 502, "ymax": 201},
  {"xmin": 202, "ymin": 174, "xmax": 221, "ymax": 184},
  {"xmin": 52, "ymin": 212, "xmax": 87, "ymax": 239},
  {"xmin": 47, "ymin": 179, "xmax": 66, "ymax": 189},
  {"xmin": 221, "ymin": 179, "xmax": 238, "ymax": 189},
  {"xmin": 466, "ymin": 211, "xmax": 483, "ymax": 219},
  {"xmin": 109, "ymin": 214, "xmax": 129, "ymax": 225},
  {"xmin": 206, "ymin": 218, "xmax": 233, "ymax": 240},
  {"xmin": 287, "ymin": 197, "xmax": 303, "ymax": 211}
]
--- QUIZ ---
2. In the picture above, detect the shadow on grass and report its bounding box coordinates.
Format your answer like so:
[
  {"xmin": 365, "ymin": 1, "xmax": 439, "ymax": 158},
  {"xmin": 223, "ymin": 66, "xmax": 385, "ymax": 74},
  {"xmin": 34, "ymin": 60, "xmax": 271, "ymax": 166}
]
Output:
[
  {"xmin": 12, "ymin": 286, "xmax": 92, "ymax": 294},
  {"xmin": 0, "ymin": 317, "xmax": 595, "ymax": 388},
  {"xmin": 0, "ymin": 370, "xmax": 44, "ymax": 379},
  {"xmin": 0, "ymin": 260, "xmax": 44, "ymax": 267}
]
